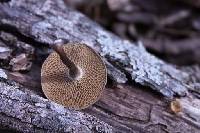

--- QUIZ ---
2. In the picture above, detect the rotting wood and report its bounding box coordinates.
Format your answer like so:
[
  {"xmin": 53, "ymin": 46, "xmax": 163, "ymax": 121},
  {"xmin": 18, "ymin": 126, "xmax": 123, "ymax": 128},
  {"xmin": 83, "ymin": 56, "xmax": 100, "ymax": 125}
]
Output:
[{"xmin": 1, "ymin": 68, "xmax": 200, "ymax": 132}]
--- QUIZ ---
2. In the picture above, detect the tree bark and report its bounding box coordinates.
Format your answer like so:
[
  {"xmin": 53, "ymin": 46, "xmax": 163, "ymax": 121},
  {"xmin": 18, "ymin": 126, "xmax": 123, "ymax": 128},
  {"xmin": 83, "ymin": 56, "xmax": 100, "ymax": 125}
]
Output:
[{"xmin": 0, "ymin": 0, "xmax": 200, "ymax": 133}]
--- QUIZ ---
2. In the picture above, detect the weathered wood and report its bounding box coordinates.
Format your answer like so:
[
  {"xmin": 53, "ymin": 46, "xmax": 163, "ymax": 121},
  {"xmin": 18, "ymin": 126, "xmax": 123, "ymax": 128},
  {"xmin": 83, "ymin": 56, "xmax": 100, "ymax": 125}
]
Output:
[
  {"xmin": 0, "ymin": 0, "xmax": 190, "ymax": 98},
  {"xmin": 0, "ymin": 71, "xmax": 112, "ymax": 133},
  {"xmin": 1, "ymin": 67, "xmax": 200, "ymax": 133}
]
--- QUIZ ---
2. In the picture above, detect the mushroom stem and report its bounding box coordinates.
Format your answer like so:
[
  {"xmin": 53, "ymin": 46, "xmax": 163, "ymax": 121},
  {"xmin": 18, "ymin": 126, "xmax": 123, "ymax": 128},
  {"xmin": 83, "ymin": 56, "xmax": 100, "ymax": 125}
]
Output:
[{"xmin": 49, "ymin": 40, "xmax": 81, "ymax": 80}]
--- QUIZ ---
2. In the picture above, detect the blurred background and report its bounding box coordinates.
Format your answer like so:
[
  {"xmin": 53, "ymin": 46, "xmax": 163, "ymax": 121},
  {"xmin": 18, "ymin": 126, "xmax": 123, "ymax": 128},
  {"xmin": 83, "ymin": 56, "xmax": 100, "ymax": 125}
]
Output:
[{"xmin": 64, "ymin": 0, "xmax": 200, "ymax": 66}]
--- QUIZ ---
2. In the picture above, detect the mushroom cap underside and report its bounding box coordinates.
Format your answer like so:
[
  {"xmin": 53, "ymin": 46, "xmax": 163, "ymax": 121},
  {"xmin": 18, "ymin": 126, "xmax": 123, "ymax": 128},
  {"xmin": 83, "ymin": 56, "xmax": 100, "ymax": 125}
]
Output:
[{"xmin": 41, "ymin": 43, "xmax": 107, "ymax": 110}]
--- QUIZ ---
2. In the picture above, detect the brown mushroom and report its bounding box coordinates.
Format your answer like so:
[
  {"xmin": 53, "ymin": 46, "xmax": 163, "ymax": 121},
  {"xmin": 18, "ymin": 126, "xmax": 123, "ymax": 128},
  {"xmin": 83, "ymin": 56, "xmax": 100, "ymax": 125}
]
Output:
[
  {"xmin": 41, "ymin": 40, "xmax": 107, "ymax": 110},
  {"xmin": 170, "ymin": 99, "xmax": 182, "ymax": 114}
]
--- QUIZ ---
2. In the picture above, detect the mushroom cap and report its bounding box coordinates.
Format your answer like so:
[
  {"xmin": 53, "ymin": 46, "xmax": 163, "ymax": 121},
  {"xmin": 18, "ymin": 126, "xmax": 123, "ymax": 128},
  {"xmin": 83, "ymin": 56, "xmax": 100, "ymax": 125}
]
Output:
[{"xmin": 41, "ymin": 43, "xmax": 107, "ymax": 110}]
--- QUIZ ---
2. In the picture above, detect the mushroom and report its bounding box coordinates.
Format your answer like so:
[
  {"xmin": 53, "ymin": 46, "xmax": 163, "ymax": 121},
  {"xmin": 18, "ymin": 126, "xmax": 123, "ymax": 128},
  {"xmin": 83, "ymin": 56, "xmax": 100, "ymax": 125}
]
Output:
[
  {"xmin": 170, "ymin": 99, "xmax": 182, "ymax": 114},
  {"xmin": 41, "ymin": 40, "xmax": 107, "ymax": 110}
]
